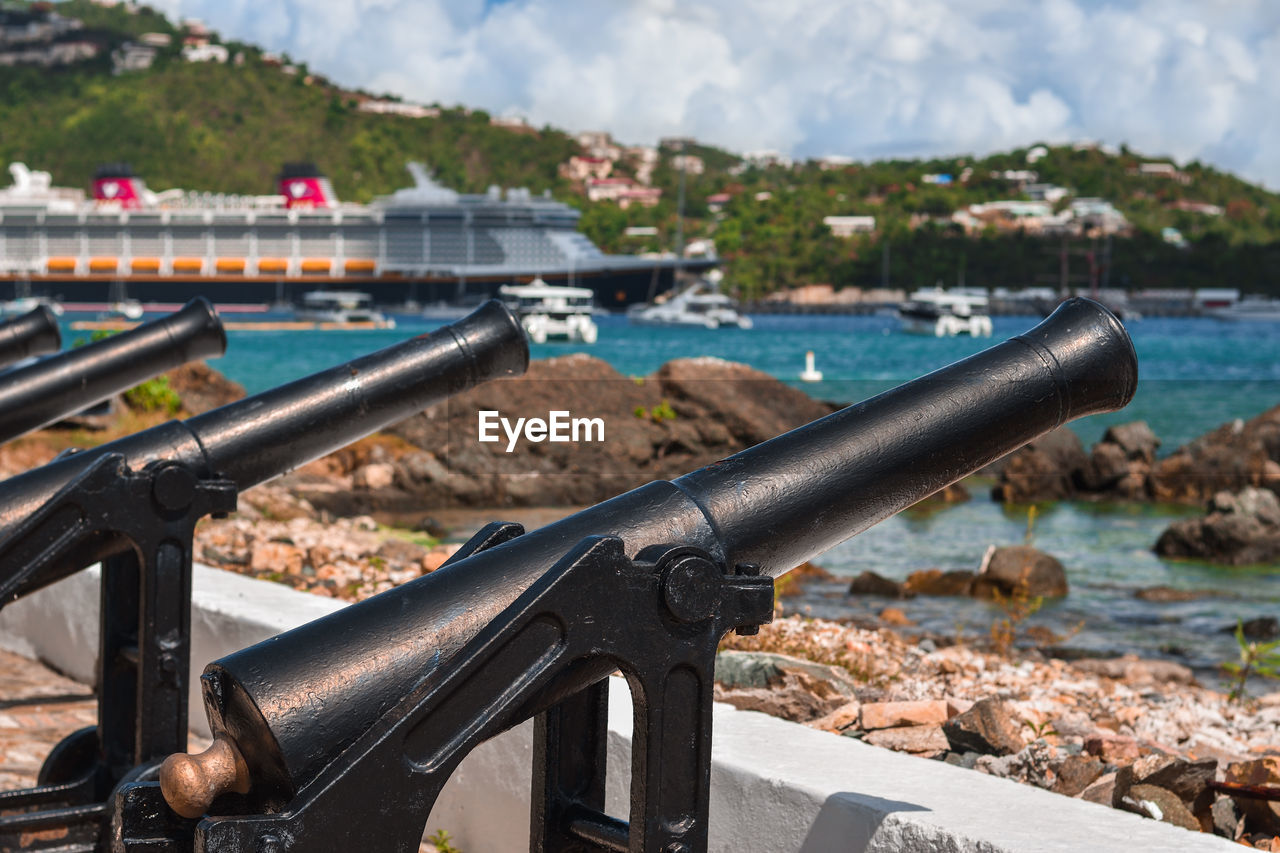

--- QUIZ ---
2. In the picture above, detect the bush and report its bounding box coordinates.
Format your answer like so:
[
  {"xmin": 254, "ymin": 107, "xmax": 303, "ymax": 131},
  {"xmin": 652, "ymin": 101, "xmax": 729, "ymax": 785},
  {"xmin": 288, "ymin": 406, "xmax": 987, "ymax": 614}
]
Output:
[{"xmin": 124, "ymin": 375, "xmax": 182, "ymax": 415}]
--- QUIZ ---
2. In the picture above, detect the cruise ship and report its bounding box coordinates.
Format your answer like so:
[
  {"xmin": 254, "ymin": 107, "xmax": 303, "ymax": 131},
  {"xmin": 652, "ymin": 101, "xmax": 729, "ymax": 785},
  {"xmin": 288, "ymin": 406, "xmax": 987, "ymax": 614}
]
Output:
[{"xmin": 0, "ymin": 161, "xmax": 712, "ymax": 310}]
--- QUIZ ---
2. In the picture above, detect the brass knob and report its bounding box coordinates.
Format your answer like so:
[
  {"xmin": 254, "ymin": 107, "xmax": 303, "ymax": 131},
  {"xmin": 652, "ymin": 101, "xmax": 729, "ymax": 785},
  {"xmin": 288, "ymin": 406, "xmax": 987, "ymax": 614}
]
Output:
[{"xmin": 160, "ymin": 733, "xmax": 251, "ymax": 819}]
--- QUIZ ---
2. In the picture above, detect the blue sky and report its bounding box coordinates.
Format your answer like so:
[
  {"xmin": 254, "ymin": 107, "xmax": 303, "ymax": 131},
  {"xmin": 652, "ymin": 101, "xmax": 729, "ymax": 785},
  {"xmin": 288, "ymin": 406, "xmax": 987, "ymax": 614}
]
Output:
[{"xmin": 148, "ymin": 0, "xmax": 1280, "ymax": 188}]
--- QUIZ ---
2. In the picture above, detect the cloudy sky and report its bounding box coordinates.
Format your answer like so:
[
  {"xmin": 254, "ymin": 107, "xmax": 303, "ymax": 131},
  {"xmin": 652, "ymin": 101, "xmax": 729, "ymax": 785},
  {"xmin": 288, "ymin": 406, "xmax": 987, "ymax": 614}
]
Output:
[{"xmin": 148, "ymin": 0, "xmax": 1280, "ymax": 187}]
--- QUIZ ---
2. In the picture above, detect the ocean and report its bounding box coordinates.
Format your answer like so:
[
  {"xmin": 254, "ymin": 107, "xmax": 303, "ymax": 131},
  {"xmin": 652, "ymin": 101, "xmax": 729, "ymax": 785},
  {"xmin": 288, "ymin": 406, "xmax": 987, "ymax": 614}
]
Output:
[{"xmin": 69, "ymin": 310, "xmax": 1280, "ymax": 681}]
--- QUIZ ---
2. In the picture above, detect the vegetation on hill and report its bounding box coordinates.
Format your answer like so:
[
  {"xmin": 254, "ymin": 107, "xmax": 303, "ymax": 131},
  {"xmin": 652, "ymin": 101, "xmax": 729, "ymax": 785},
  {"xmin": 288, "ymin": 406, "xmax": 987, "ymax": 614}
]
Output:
[{"xmin": 2, "ymin": 1, "xmax": 1278, "ymax": 297}]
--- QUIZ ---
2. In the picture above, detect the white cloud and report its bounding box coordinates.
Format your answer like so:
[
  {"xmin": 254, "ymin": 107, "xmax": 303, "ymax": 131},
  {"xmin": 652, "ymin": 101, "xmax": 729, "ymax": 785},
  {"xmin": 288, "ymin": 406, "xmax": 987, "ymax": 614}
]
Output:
[{"xmin": 151, "ymin": 0, "xmax": 1280, "ymax": 187}]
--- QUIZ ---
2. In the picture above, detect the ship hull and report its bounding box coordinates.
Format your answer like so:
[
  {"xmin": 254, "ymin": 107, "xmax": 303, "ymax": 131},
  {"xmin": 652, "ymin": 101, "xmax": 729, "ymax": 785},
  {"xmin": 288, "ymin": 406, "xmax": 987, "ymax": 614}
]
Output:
[{"xmin": 0, "ymin": 260, "xmax": 714, "ymax": 310}]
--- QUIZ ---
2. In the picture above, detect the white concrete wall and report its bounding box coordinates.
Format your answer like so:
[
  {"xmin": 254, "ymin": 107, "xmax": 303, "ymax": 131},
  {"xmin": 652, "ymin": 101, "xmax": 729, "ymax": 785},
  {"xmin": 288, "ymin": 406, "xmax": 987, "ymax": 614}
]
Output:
[{"xmin": 0, "ymin": 564, "xmax": 1237, "ymax": 852}]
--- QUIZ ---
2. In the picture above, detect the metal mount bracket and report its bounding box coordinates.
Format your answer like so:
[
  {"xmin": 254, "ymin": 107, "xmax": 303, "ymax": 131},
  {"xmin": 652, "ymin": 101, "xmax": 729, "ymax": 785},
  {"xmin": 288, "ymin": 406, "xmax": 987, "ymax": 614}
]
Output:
[{"xmin": 0, "ymin": 453, "xmax": 236, "ymax": 851}]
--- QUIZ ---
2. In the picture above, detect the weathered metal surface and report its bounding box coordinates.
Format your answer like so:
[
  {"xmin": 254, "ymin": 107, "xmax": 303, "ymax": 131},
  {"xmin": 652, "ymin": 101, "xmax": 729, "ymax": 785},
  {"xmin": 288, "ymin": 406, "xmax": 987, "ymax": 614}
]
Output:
[
  {"xmin": 0, "ymin": 298, "xmax": 224, "ymax": 444},
  {"xmin": 0, "ymin": 305, "xmax": 61, "ymax": 371},
  {"xmin": 146, "ymin": 298, "xmax": 1136, "ymax": 852},
  {"xmin": 0, "ymin": 299, "xmax": 529, "ymax": 600}
]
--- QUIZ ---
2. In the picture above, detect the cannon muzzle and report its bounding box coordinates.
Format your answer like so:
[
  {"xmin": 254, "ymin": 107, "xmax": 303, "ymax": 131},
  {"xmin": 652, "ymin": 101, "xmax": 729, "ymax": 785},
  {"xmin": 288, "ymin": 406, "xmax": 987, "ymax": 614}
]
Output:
[
  {"xmin": 0, "ymin": 298, "xmax": 225, "ymax": 443},
  {"xmin": 0, "ymin": 300, "xmax": 529, "ymax": 600},
  {"xmin": 190, "ymin": 298, "xmax": 1137, "ymax": 810},
  {"xmin": 0, "ymin": 305, "xmax": 62, "ymax": 370}
]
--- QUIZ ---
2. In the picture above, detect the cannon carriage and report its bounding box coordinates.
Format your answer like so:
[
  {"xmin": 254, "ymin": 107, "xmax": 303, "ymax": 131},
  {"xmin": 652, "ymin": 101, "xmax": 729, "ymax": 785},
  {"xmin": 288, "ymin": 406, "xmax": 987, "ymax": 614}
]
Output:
[{"xmin": 0, "ymin": 299, "xmax": 1137, "ymax": 852}]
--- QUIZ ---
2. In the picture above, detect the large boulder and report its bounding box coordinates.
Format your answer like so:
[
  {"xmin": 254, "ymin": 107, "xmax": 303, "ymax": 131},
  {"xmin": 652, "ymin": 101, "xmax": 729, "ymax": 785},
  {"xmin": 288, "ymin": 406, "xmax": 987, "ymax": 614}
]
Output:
[
  {"xmin": 1080, "ymin": 421, "xmax": 1159, "ymax": 498},
  {"xmin": 971, "ymin": 545, "xmax": 1068, "ymax": 599},
  {"xmin": 1155, "ymin": 487, "xmax": 1280, "ymax": 565},
  {"xmin": 904, "ymin": 568, "xmax": 975, "ymax": 596},
  {"xmin": 375, "ymin": 354, "xmax": 836, "ymax": 511},
  {"xmin": 1149, "ymin": 405, "xmax": 1280, "ymax": 504},
  {"xmin": 992, "ymin": 427, "xmax": 1089, "ymax": 503},
  {"xmin": 166, "ymin": 361, "xmax": 246, "ymax": 414},
  {"xmin": 847, "ymin": 570, "xmax": 910, "ymax": 598}
]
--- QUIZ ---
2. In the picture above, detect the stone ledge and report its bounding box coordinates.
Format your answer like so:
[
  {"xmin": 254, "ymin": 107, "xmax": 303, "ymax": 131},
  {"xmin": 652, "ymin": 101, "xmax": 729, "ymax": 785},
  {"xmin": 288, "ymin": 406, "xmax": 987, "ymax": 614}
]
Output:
[{"xmin": 0, "ymin": 564, "xmax": 1238, "ymax": 851}]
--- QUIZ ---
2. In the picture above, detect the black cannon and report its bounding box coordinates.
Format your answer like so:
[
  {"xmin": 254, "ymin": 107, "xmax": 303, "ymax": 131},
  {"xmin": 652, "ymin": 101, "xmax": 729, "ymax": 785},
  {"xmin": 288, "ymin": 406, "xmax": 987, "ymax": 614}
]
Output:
[
  {"xmin": 0, "ymin": 298, "xmax": 226, "ymax": 444},
  {"xmin": 0, "ymin": 301, "xmax": 529, "ymax": 851},
  {"xmin": 120, "ymin": 298, "xmax": 1137, "ymax": 853},
  {"xmin": 0, "ymin": 304, "xmax": 62, "ymax": 371}
]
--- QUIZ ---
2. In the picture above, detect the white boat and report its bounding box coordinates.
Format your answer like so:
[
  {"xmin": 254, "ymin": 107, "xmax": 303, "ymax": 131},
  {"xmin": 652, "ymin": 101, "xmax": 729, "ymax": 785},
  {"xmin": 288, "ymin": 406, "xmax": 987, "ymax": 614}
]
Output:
[
  {"xmin": 295, "ymin": 290, "xmax": 395, "ymax": 328},
  {"xmin": 898, "ymin": 288, "xmax": 993, "ymax": 337},
  {"xmin": 1204, "ymin": 295, "xmax": 1280, "ymax": 321},
  {"xmin": 110, "ymin": 299, "xmax": 144, "ymax": 319},
  {"xmin": 0, "ymin": 295, "xmax": 63, "ymax": 317},
  {"xmin": 628, "ymin": 281, "xmax": 753, "ymax": 330},
  {"xmin": 499, "ymin": 278, "xmax": 598, "ymax": 344}
]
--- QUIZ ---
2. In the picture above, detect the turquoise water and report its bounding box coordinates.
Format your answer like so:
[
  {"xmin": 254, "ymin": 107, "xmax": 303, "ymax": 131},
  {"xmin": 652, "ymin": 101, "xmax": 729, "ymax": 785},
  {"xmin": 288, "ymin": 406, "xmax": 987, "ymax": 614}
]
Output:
[
  {"xmin": 206, "ymin": 312, "xmax": 1280, "ymax": 450},
  {"xmin": 63, "ymin": 309, "xmax": 1280, "ymax": 676}
]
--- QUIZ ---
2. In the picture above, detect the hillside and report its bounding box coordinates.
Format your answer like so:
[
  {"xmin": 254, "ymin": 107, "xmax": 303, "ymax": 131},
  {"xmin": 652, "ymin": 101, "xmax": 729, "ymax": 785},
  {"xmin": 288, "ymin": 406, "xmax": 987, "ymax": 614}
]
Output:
[{"xmin": 2, "ymin": 1, "xmax": 1279, "ymax": 297}]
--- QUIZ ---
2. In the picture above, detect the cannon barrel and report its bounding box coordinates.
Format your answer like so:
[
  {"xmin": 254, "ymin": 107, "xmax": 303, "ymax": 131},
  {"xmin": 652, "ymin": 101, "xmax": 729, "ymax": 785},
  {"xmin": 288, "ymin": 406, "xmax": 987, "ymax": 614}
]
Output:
[
  {"xmin": 194, "ymin": 298, "xmax": 1138, "ymax": 807},
  {"xmin": 0, "ymin": 300, "xmax": 528, "ymax": 599},
  {"xmin": 0, "ymin": 305, "xmax": 61, "ymax": 370},
  {"xmin": 0, "ymin": 298, "xmax": 225, "ymax": 443}
]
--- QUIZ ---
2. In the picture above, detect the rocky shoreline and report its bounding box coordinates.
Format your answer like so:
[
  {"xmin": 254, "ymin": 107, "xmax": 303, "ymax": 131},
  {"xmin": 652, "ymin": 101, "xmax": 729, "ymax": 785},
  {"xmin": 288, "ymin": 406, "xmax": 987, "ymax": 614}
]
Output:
[{"xmin": 719, "ymin": 615, "xmax": 1280, "ymax": 847}]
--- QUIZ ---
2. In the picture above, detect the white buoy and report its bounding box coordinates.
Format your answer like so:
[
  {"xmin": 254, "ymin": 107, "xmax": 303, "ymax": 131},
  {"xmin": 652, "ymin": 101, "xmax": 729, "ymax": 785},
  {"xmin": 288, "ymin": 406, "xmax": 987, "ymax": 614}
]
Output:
[{"xmin": 799, "ymin": 350, "xmax": 823, "ymax": 382}]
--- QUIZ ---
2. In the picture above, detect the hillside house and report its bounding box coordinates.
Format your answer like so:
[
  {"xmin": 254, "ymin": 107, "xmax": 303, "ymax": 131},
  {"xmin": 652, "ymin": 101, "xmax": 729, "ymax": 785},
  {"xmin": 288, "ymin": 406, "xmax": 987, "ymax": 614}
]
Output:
[{"xmin": 823, "ymin": 215, "xmax": 876, "ymax": 237}]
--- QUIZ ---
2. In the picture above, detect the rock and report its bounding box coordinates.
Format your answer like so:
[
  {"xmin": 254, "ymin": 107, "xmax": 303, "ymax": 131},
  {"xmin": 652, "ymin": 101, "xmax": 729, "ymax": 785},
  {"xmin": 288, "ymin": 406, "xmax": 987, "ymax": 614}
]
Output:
[
  {"xmin": 945, "ymin": 751, "xmax": 984, "ymax": 769},
  {"xmin": 1104, "ymin": 421, "xmax": 1161, "ymax": 464},
  {"xmin": 421, "ymin": 546, "xmax": 457, "ymax": 573},
  {"xmin": 942, "ymin": 698, "xmax": 1024, "ymax": 756},
  {"xmin": 860, "ymin": 700, "xmax": 951, "ymax": 731},
  {"xmin": 714, "ymin": 651, "xmax": 785, "ymax": 689},
  {"xmin": 864, "ymin": 725, "xmax": 949, "ymax": 754},
  {"xmin": 1224, "ymin": 757, "xmax": 1280, "ymax": 835},
  {"xmin": 971, "ymin": 545, "xmax": 1068, "ymax": 599},
  {"xmin": 1114, "ymin": 754, "xmax": 1217, "ymax": 816},
  {"xmin": 1120, "ymin": 784, "xmax": 1201, "ymax": 831},
  {"xmin": 903, "ymin": 569, "xmax": 975, "ymax": 596},
  {"xmin": 1156, "ymin": 487, "xmax": 1280, "ymax": 565},
  {"xmin": 248, "ymin": 541, "xmax": 304, "ymax": 575},
  {"xmin": 712, "ymin": 651, "xmax": 859, "ymax": 723},
  {"xmin": 375, "ymin": 538, "xmax": 429, "ymax": 565},
  {"xmin": 974, "ymin": 740, "xmax": 1058, "ymax": 788},
  {"xmin": 1221, "ymin": 616, "xmax": 1280, "ymax": 640},
  {"xmin": 1052, "ymin": 753, "xmax": 1104, "ymax": 797},
  {"xmin": 1082, "ymin": 441, "xmax": 1132, "ymax": 491},
  {"xmin": 1149, "ymin": 405, "xmax": 1280, "ymax": 504},
  {"xmin": 805, "ymin": 700, "xmax": 861, "ymax": 734},
  {"xmin": 379, "ymin": 354, "xmax": 837, "ymax": 510},
  {"xmin": 1072, "ymin": 656, "xmax": 1195, "ymax": 686},
  {"xmin": 847, "ymin": 571, "xmax": 910, "ymax": 598},
  {"xmin": 1211, "ymin": 795, "xmax": 1241, "ymax": 839},
  {"xmin": 165, "ymin": 362, "xmax": 246, "ymax": 414},
  {"xmin": 1083, "ymin": 733, "xmax": 1140, "ymax": 765},
  {"xmin": 991, "ymin": 427, "xmax": 1089, "ymax": 503},
  {"xmin": 1080, "ymin": 771, "xmax": 1117, "ymax": 805},
  {"xmin": 353, "ymin": 463, "xmax": 396, "ymax": 491},
  {"xmin": 1134, "ymin": 585, "xmax": 1216, "ymax": 602},
  {"xmin": 776, "ymin": 561, "xmax": 838, "ymax": 597},
  {"xmin": 878, "ymin": 607, "xmax": 914, "ymax": 627}
]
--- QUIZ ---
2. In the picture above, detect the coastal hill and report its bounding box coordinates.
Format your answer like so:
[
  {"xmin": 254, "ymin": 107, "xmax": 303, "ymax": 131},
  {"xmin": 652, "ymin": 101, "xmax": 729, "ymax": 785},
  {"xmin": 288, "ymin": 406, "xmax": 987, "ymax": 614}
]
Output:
[{"xmin": 2, "ymin": 0, "xmax": 1278, "ymax": 296}]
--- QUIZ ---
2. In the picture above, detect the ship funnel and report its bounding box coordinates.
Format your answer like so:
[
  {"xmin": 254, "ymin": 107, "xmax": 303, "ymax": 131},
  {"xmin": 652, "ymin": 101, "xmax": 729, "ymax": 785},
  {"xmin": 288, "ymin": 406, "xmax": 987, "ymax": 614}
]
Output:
[
  {"xmin": 93, "ymin": 163, "xmax": 150, "ymax": 209},
  {"xmin": 278, "ymin": 162, "xmax": 338, "ymax": 208}
]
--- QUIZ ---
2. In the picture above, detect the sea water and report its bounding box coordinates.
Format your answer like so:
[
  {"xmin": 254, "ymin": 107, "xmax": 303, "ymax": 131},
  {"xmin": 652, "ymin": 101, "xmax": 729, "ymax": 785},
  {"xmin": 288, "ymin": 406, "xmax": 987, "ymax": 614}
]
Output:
[{"xmin": 76, "ymin": 311, "xmax": 1280, "ymax": 679}]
